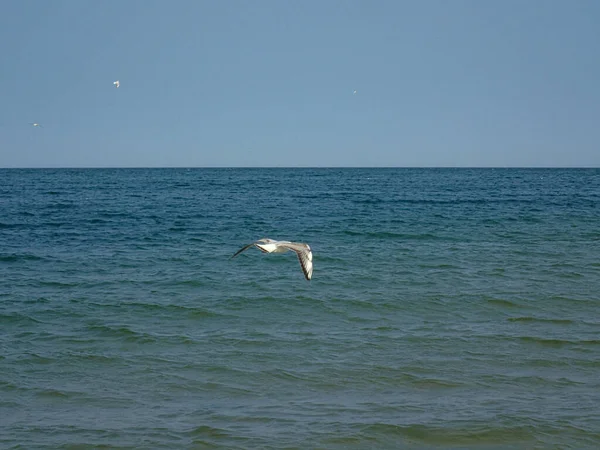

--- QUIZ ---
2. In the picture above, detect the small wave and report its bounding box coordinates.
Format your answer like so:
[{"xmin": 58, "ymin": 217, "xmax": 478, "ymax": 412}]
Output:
[
  {"xmin": 36, "ymin": 220, "xmax": 67, "ymax": 228},
  {"xmin": 185, "ymin": 425, "xmax": 231, "ymax": 438},
  {"xmin": 87, "ymin": 324, "xmax": 155, "ymax": 343},
  {"xmin": 342, "ymin": 230, "xmax": 439, "ymax": 240},
  {"xmin": 362, "ymin": 423, "xmax": 539, "ymax": 446},
  {"xmin": 374, "ymin": 369, "xmax": 465, "ymax": 388},
  {"xmin": 36, "ymin": 389, "xmax": 70, "ymax": 399},
  {"xmin": 418, "ymin": 263, "xmax": 459, "ymax": 269},
  {"xmin": 0, "ymin": 222, "xmax": 25, "ymax": 229},
  {"xmin": 519, "ymin": 336, "xmax": 600, "ymax": 347},
  {"xmin": 265, "ymin": 369, "xmax": 308, "ymax": 382},
  {"xmin": 45, "ymin": 202, "xmax": 75, "ymax": 209},
  {"xmin": 173, "ymin": 279, "xmax": 206, "ymax": 287},
  {"xmin": 65, "ymin": 353, "xmax": 124, "ymax": 364},
  {"xmin": 487, "ymin": 298, "xmax": 521, "ymax": 308},
  {"xmin": 346, "ymin": 197, "xmax": 540, "ymax": 206},
  {"xmin": 508, "ymin": 317, "xmax": 574, "ymax": 325},
  {"xmin": 101, "ymin": 301, "xmax": 220, "ymax": 318},
  {"xmin": 0, "ymin": 401, "xmax": 21, "ymax": 408},
  {"xmin": 38, "ymin": 281, "xmax": 79, "ymax": 288},
  {"xmin": 21, "ymin": 353, "xmax": 56, "ymax": 364},
  {"xmin": 0, "ymin": 380, "xmax": 22, "ymax": 392},
  {"xmin": 0, "ymin": 312, "xmax": 43, "ymax": 325},
  {"xmin": 22, "ymin": 297, "xmax": 51, "ymax": 304},
  {"xmin": 351, "ymin": 198, "xmax": 385, "ymax": 204},
  {"xmin": 98, "ymin": 211, "xmax": 130, "ymax": 218},
  {"xmin": 362, "ymin": 325, "xmax": 395, "ymax": 331},
  {"xmin": 86, "ymin": 218, "xmax": 111, "ymax": 224},
  {"xmin": 0, "ymin": 253, "xmax": 44, "ymax": 262},
  {"xmin": 87, "ymin": 323, "xmax": 197, "ymax": 345},
  {"xmin": 410, "ymin": 377, "xmax": 463, "ymax": 389}
]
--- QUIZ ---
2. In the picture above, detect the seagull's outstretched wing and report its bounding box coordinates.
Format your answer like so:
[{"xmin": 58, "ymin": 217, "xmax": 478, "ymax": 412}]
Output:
[
  {"xmin": 231, "ymin": 242, "xmax": 256, "ymax": 259},
  {"xmin": 279, "ymin": 242, "xmax": 313, "ymax": 280}
]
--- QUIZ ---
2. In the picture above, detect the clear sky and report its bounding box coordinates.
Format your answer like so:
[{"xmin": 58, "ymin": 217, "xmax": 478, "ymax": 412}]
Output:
[{"xmin": 1, "ymin": 0, "xmax": 599, "ymax": 167}]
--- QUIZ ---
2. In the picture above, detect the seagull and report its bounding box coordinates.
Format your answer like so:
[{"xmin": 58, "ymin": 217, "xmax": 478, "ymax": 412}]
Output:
[
  {"xmin": 113, "ymin": 80, "xmax": 120, "ymax": 88},
  {"xmin": 353, "ymin": 89, "xmax": 357, "ymax": 95},
  {"xmin": 30, "ymin": 122, "xmax": 42, "ymax": 128},
  {"xmin": 231, "ymin": 238, "xmax": 313, "ymax": 280}
]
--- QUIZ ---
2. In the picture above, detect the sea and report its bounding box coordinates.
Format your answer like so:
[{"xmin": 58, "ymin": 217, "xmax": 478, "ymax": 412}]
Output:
[{"xmin": 1, "ymin": 168, "xmax": 599, "ymax": 449}]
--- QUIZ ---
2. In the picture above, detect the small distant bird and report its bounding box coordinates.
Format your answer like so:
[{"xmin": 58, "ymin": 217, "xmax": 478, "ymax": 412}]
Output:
[
  {"xmin": 353, "ymin": 90, "xmax": 357, "ymax": 95},
  {"xmin": 231, "ymin": 238, "xmax": 314, "ymax": 280},
  {"xmin": 113, "ymin": 80, "xmax": 120, "ymax": 88},
  {"xmin": 30, "ymin": 122, "xmax": 42, "ymax": 128}
]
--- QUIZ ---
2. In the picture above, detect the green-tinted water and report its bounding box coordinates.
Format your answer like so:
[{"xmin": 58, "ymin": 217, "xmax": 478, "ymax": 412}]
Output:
[{"xmin": 1, "ymin": 168, "xmax": 599, "ymax": 448}]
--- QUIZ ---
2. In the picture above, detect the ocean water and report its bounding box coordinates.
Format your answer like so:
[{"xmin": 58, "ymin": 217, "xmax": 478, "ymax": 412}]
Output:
[{"xmin": 1, "ymin": 168, "xmax": 599, "ymax": 449}]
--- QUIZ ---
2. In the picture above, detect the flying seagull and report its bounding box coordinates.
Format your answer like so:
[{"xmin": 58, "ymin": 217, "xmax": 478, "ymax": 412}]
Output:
[
  {"xmin": 231, "ymin": 238, "xmax": 313, "ymax": 280},
  {"xmin": 353, "ymin": 89, "xmax": 357, "ymax": 95},
  {"xmin": 30, "ymin": 122, "xmax": 42, "ymax": 127},
  {"xmin": 113, "ymin": 80, "xmax": 120, "ymax": 88}
]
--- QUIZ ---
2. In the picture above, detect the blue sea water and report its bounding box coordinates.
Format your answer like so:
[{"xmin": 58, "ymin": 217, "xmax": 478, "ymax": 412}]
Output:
[{"xmin": 1, "ymin": 168, "xmax": 599, "ymax": 449}]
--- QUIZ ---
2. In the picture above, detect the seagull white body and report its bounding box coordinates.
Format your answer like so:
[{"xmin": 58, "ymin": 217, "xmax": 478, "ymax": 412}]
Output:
[
  {"xmin": 113, "ymin": 80, "xmax": 120, "ymax": 88},
  {"xmin": 232, "ymin": 238, "xmax": 313, "ymax": 280},
  {"xmin": 30, "ymin": 122, "xmax": 42, "ymax": 127},
  {"xmin": 353, "ymin": 90, "xmax": 357, "ymax": 95}
]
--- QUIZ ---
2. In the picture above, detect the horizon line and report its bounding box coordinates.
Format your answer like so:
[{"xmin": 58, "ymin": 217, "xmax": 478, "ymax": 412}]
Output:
[{"xmin": 0, "ymin": 166, "xmax": 599, "ymax": 170}]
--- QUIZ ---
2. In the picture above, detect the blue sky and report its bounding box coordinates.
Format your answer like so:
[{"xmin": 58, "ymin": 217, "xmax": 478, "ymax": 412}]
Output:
[{"xmin": 1, "ymin": 0, "xmax": 599, "ymax": 167}]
